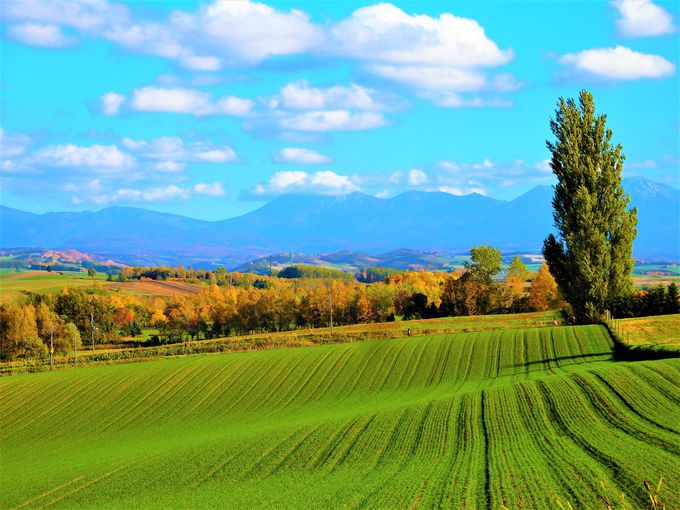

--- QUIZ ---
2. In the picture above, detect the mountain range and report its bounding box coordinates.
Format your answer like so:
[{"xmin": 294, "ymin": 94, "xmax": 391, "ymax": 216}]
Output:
[{"xmin": 1, "ymin": 177, "xmax": 678, "ymax": 268}]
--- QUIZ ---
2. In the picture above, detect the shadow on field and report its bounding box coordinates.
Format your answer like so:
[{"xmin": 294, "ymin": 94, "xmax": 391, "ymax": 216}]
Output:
[{"xmin": 503, "ymin": 352, "xmax": 615, "ymax": 370}]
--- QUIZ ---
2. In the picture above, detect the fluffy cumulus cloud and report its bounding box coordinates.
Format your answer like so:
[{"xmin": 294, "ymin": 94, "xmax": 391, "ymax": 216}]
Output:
[
  {"xmin": 128, "ymin": 87, "xmax": 253, "ymax": 116},
  {"xmin": 276, "ymin": 81, "xmax": 383, "ymax": 111},
  {"xmin": 559, "ymin": 45, "xmax": 675, "ymax": 80},
  {"xmin": 329, "ymin": 4, "xmax": 516, "ymax": 106},
  {"xmin": 35, "ymin": 144, "xmax": 135, "ymax": 171},
  {"xmin": 280, "ymin": 110, "xmax": 386, "ymax": 132},
  {"xmin": 2, "ymin": 0, "xmax": 320, "ymax": 68},
  {"xmin": 0, "ymin": 128, "xmax": 31, "ymax": 158},
  {"xmin": 8, "ymin": 23, "xmax": 77, "ymax": 47},
  {"xmin": 100, "ymin": 185, "xmax": 191, "ymax": 204},
  {"xmin": 407, "ymin": 168, "xmax": 428, "ymax": 186},
  {"xmin": 84, "ymin": 181, "xmax": 226, "ymax": 205},
  {"xmin": 612, "ymin": 0, "xmax": 676, "ymax": 37},
  {"xmin": 251, "ymin": 170, "xmax": 360, "ymax": 197},
  {"xmin": 330, "ymin": 4, "xmax": 512, "ymax": 67},
  {"xmin": 273, "ymin": 147, "xmax": 331, "ymax": 165},
  {"xmin": 435, "ymin": 157, "xmax": 555, "ymax": 193},
  {"xmin": 100, "ymin": 92, "xmax": 126, "ymax": 116},
  {"xmin": 121, "ymin": 136, "xmax": 237, "ymax": 164},
  {"xmin": 3, "ymin": 1, "xmax": 517, "ymax": 108},
  {"xmin": 193, "ymin": 182, "xmax": 226, "ymax": 197}
]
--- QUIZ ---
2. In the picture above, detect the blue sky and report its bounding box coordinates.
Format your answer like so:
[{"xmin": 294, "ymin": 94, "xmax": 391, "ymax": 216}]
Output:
[{"xmin": 1, "ymin": 0, "xmax": 678, "ymax": 220}]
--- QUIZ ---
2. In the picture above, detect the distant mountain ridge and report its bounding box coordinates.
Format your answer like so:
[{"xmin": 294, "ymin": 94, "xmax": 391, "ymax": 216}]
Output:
[{"xmin": 1, "ymin": 177, "xmax": 678, "ymax": 267}]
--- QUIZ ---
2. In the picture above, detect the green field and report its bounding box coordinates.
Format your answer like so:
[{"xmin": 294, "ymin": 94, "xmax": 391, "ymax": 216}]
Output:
[
  {"xmin": 2, "ymin": 325, "xmax": 678, "ymax": 509},
  {"xmin": 0, "ymin": 271, "xmax": 104, "ymax": 303}
]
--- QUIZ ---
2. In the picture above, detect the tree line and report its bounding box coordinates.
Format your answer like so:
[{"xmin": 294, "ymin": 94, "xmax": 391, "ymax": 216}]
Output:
[{"xmin": 1, "ymin": 253, "xmax": 560, "ymax": 360}]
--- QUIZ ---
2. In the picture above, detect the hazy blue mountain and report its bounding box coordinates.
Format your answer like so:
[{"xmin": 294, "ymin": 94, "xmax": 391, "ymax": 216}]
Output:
[{"xmin": 1, "ymin": 177, "xmax": 677, "ymax": 267}]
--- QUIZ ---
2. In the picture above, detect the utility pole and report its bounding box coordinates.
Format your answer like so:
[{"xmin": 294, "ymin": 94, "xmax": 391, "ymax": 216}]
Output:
[
  {"xmin": 50, "ymin": 324, "xmax": 55, "ymax": 370},
  {"xmin": 329, "ymin": 285, "xmax": 334, "ymax": 341}
]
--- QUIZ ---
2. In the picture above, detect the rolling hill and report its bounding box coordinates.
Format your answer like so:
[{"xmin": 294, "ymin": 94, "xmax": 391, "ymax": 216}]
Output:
[
  {"xmin": 1, "ymin": 177, "xmax": 677, "ymax": 267},
  {"xmin": 2, "ymin": 325, "xmax": 678, "ymax": 508}
]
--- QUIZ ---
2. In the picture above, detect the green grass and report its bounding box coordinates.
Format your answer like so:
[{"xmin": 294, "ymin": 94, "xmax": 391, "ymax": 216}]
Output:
[{"xmin": 2, "ymin": 325, "xmax": 678, "ymax": 509}]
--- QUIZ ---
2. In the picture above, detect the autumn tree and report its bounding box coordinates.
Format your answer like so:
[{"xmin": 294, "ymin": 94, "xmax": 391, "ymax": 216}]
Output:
[
  {"xmin": 543, "ymin": 90, "xmax": 637, "ymax": 323},
  {"xmin": 0, "ymin": 304, "xmax": 46, "ymax": 359},
  {"xmin": 505, "ymin": 256, "xmax": 529, "ymax": 311},
  {"xmin": 529, "ymin": 262, "xmax": 559, "ymax": 312}
]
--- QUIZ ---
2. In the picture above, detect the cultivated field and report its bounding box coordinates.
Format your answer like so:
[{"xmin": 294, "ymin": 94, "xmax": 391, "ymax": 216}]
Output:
[
  {"xmin": 2, "ymin": 325, "xmax": 678, "ymax": 509},
  {"xmin": 615, "ymin": 314, "xmax": 680, "ymax": 346},
  {"xmin": 0, "ymin": 270, "xmax": 203, "ymax": 303}
]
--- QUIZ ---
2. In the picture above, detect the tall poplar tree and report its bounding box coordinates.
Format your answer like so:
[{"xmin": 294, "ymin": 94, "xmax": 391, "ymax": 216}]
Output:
[{"xmin": 543, "ymin": 90, "xmax": 637, "ymax": 323}]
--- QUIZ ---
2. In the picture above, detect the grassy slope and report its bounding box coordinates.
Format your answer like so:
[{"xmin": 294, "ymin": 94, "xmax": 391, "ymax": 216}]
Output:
[
  {"xmin": 616, "ymin": 314, "xmax": 680, "ymax": 346},
  {"xmin": 2, "ymin": 326, "xmax": 679, "ymax": 509}
]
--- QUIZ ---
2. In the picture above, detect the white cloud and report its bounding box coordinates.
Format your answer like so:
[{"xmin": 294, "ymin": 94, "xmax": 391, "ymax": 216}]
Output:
[
  {"xmin": 612, "ymin": 0, "xmax": 676, "ymax": 37},
  {"xmin": 35, "ymin": 144, "xmax": 134, "ymax": 170},
  {"xmin": 101, "ymin": 185, "xmax": 191, "ymax": 204},
  {"xmin": 277, "ymin": 80, "xmax": 382, "ymax": 111},
  {"xmin": 370, "ymin": 65, "xmax": 486, "ymax": 93},
  {"xmin": 168, "ymin": 0, "xmax": 322, "ymax": 65},
  {"xmin": 8, "ymin": 23, "xmax": 77, "ymax": 48},
  {"xmin": 251, "ymin": 170, "xmax": 360, "ymax": 196},
  {"xmin": 629, "ymin": 159, "xmax": 658, "ymax": 169},
  {"xmin": 100, "ymin": 92, "xmax": 126, "ymax": 116},
  {"xmin": 438, "ymin": 185, "xmax": 487, "ymax": 196},
  {"xmin": 273, "ymin": 147, "xmax": 331, "ymax": 165},
  {"xmin": 194, "ymin": 182, "xmax": 226, "ymax": 196},
  {"xmin": 559, "ymin": 46, "xmax": 675, "ymax": 80},
  {"xmin": 154, "ymin": 161, "xmax": 185, "ymax": 172},
  {"xmin": 280, "ymin": 110, "xmax": 386, "ymax": 132},
  {"xmin": 179, "ymin": 54, "xmax": 221, "ymax": 71},
  {"xmin": 122, "ymin": 136, "xmax": 237, "ymax": 164},
  {"xmin": 327, "ymin": 3, "xmax": 517, "ymax": 106},
  {"xmin": 0, "ymin": 129, "xmax": 31, "ymax": 158},
  {"xmin": 535, "ymin": 159, "xmax": 552, "ymax": 173},
  {"xmin": 407, "ymin": 168, "xmax": 428, "ymax": 186},
  {"xmin": 129, "ymin": 86, "xmax": 253, "ymax": 116},
  {"xmin": 2, "ymin": 0, "xmax": 129, "ymax": 31},
  {"xmin": 195, "ymin": 149, "xmax": 236, "ymax": 163},
  {"xmin": 330, "ymin": 4, "xmax": 513, "ymax": 67}
]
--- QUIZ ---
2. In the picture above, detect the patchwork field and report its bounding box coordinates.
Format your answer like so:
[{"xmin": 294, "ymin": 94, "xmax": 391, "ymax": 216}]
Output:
[
  {"xmin": 2, "ymin": 325, "xmax": 678, "ymax": 509},
  {"xmin": 0, "ymin": 270, "xmax": 203, "ymax": 303}
]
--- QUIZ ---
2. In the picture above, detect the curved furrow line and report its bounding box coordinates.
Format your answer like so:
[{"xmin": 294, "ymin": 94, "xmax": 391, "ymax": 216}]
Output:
[
  {"xmin": 247, "ymin": 349, "xmax": 317, "ymax": 414},
  {"xmin": 306, "ymin": 417, "xmax": 363, "ymax": 470},
  {"xmin": 3, "ymin": 371, "xmax": 112, "ymax": 441},
  {"xmin": 98, "ymin": 362, "xmax": 205, "ymax": 432},
  {"xmin": 182, "ymin": 355, "xmax": 264, "ymax": 418},
  {"xmin": 592, "ymin": 372, "xmax": 680, "ymax": 436},
  {"xmin": 570, "ymin": 373, "xmax": 679, "ymax": 453},
  {"xmin": 535, "ymin": 379, "xmax": 651, "ymax": 508},
  {"xmin": 266, "ymin": 349, "xmax": 337, "ymax": 414},
  {"xmin": 139, "ymin": 360, "xmax": 220, "ymax": 424},
  {"xmin": 331, "ymin": 341, "xmax": 386, "ymax": 399},
  {"xmin": 370, "ymin": 341, "xmax": 412, "ymax": 393},
  {"xmin": 204, "ymin": 354, "xmax": 286, "ymax": 419},
  {"xmin": 159, "ymin": 356, "xmax": 251, "ymax": 420},
  {"xmin": 296, "ymin": 345, "xmax": 359, "ymax": 407},
  {"xmin": 325, "ymin": 414, "xmax": 377, "ymax": 472}
]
